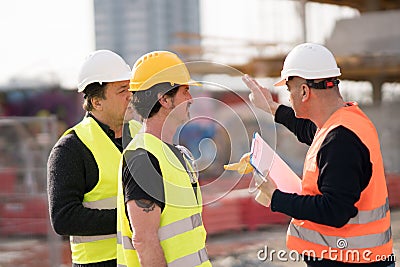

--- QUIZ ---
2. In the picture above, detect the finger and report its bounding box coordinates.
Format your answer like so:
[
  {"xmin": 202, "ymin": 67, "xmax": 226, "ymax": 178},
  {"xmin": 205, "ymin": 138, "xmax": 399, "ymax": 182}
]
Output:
[
  {"xmin": 256, "ymin": 179, "xmax": 267, "ymax": 189},
  {"xmin": 243, "ymin": 74, "xmax": 264, "ymax": 90},
  {"xmin": 251, "ymin": 77, "xmax": 264, "ymax": 89},
  {"xmin": 242, "ymin": 75, "xmax": 260, "ymax": 92}
]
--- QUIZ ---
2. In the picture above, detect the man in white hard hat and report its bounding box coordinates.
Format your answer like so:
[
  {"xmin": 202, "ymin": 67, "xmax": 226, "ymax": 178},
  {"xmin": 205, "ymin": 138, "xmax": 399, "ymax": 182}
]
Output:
[
  {"xmin": 116, "ymin": 51, "xmax": 211, "ymax": 266},
  {"xmin": 229, "ymin": 43, "xmax": 394, "ymax": 266},
  {"xmin": 47, "ymin": 50, "xmax": 141, "ymax": 267}
]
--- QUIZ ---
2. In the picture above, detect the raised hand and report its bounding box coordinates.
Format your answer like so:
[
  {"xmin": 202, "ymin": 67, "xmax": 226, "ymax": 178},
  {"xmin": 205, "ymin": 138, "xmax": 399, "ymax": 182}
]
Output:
[{"xmin": 242, "ymin": 74, "xmax": 280, "ymax": 115}]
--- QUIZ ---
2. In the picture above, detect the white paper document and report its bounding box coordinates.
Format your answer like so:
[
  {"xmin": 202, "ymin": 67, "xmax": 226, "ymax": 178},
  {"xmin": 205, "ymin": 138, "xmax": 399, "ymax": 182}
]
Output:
[{"xmin": 250, "ymin": 132, "xmax": 302, "ymax": 194}]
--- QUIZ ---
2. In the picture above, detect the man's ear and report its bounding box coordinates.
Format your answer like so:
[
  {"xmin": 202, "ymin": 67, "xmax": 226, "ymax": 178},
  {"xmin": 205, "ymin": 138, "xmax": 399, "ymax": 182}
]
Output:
[
  {"xmin": 301, "ymin": 84, "xmax": 310, "ymax": 102},
  {"xmin": 158, "ymin": 93, "xmax": 171, "ymax": 108},
  {"xmin": 91, "ymin": 97, "xmax": 103, "ymax": 111}
]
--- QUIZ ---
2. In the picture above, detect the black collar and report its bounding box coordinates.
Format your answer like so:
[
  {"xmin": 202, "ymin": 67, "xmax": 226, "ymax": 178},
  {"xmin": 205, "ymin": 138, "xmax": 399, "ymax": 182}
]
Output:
[{"xmin": 86, "ymin": 112, "xmax": 116, "ymax": 139}]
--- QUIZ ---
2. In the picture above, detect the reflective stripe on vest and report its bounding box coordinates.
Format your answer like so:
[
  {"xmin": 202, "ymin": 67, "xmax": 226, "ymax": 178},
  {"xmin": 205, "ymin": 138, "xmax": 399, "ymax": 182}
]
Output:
[
  {"xmin": 70, "ymin": 196, "xmax": 118, "ymax": 244},
  {"xmin": 117, "ymin": 213, "xmax": 203, "ymax": 249},
  {"xmin": 168, "ymin": 248, "xmax": 209, "ymax": 267},
  {"xmin": 116, "ymin": 248, "xmax": 208, "ymax": 267},
  {"xmin": 289, "ymin": 223, "xmax": 392, "ymax": 249},
  {"xmin": 347, "ymin": 197, "xmax": 389, "ymax": 225},
  {"xmin": 117, "ymin": 231, "xmax": 209, "ymax": 267},
  {"xmin": 82, "ymin": 196, "xmax": 117, "ymax": 210},
  {"xmin": 158, "ymin": 213, "xmax": 203, "ymax": 241},
  {"xmin": 117, "ymin": 231, "xmax": 135, "ymax": 250},
  {"xmin": 71, "ymin": 234, "xmax": 117, "ymax": 244}
]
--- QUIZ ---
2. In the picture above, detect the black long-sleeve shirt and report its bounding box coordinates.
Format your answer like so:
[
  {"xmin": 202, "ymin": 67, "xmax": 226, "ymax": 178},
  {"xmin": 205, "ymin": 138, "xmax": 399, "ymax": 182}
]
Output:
[
  {"xmin": 272, "ymin": 105, "xmax": 393, "ymax": 267},
  {"xmin": 47, "ymin": 114, "xmax": 132, "ymax": 267}
]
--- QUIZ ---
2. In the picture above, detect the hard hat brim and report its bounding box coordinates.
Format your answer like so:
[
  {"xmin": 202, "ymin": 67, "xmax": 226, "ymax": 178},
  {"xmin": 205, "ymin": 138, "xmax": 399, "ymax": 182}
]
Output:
[
  {"xmin": 188, "ymin": 79, "xmax": 202, "ymax": 87},
  {"xmin": 273, "ymin": 78, "xmax": 286, "ymax": 87},
  {"xmin": 129, "ymin": 79, "xmax": 202, "ymax": 92}
]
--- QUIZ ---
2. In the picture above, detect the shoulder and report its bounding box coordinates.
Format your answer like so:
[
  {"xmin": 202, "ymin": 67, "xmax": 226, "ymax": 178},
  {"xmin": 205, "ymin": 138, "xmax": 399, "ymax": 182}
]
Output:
[
  {"xmin": 324, "ymin": 126, "xmax": 366, "ymax": 148},
  {"xmin": 320, "ymin": 126, "xmax": 370, "ymax": 159},
  {"xmin": 49, "ymin": 131, "xmax": 91, "ymax": 161},
  {"xmin": 124, "ymin": 148, "xmax": 158, "ymax": 165},
  {"xmin": 123, "ymin": 149, "xmax": 161, "ymax": 177},
  {"xmin": 51, "ymin": 131, "xmax": 80, "ymax": 153}
]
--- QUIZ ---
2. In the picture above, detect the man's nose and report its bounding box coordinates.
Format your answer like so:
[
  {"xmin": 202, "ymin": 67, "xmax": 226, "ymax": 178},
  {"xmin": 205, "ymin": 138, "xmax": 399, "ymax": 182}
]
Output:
[
  {"xmin": 127, "ymin": 92, "xmax": 133, "ymax": 102},
  {"xmin": 187, "ymin": 92, "xmax": 193, "ymax": 104}
]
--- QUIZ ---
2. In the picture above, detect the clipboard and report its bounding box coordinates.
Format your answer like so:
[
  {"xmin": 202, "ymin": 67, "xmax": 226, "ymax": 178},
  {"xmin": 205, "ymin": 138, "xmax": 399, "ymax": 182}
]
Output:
[{"xmin": 250, "ymin": 132, "xmax": 302, "ymax": 194}]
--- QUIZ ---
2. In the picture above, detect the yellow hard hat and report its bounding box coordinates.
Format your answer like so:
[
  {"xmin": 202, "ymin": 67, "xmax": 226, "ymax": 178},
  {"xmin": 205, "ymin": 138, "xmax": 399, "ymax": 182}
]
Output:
[{"xmin": 129, "ymin": 51, "xmax": 200, "ymax": 91}]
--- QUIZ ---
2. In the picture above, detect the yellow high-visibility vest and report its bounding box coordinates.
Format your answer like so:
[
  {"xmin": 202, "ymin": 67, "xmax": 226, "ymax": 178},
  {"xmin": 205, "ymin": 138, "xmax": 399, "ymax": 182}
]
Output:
[
  {"xmin": 63, "ymin": 117, "xmax": 141, "ymax": 264},
  {"xmin": 117, "ymin": 133, "xmax": 211, "ymax": 267}
]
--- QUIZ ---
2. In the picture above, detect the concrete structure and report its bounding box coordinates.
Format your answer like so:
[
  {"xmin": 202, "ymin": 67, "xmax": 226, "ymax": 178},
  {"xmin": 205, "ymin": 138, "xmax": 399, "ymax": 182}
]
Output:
[
  {"xmin": 325, "ymin": 9, "xmax": 400, "ymax": 102},
  {"xmin": 93, "ymin": 0, "xmax": 200, "ymax": 65},
  {"xmin": 218, "ymin": 2, "xmax": 400, "ymax": 104},
  {"xmin": 308, "ymin": 0, "xmax": 400, "ymax": 13}
]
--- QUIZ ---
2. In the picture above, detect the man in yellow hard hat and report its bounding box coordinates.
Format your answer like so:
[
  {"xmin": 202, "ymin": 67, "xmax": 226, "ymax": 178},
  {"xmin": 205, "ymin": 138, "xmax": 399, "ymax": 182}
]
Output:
[
  {"xmin": 47, "ymin": 50, "xmax": 141, "ymax": 267},
  {"xmin": 116, "ymin": 51, "xmax": 211, "ymax": 266}
]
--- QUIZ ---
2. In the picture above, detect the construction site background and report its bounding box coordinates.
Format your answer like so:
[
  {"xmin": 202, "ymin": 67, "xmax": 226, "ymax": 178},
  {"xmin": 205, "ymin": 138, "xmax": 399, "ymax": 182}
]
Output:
[
  {"xmin": 0, "ymin": 1, "xmax": 399, "ymax": 265},
  {"xmin": 0, "ymin": 95, "xmax": 399, "ymax": 266}
]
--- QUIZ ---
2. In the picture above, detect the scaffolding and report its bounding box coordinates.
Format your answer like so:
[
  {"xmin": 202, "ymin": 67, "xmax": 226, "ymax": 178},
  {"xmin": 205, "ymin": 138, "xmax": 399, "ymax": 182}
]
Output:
[{"xmin": 0, "ymin": 116, "xmax": 63, "ymax": 267}]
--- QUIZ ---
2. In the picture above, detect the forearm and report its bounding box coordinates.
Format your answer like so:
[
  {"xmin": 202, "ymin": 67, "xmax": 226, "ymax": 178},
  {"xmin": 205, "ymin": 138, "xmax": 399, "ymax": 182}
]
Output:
[
  {"xmin": 134, "ymin": 236, "xmax": 167, "ymax": 267},
  {"xmin": 270, "ymin": 190, "xmax": 356, "ymax": 227},
  {"xmin": 50, "ymin": 198, "xmax": 116, "ymax": 235},
  {"xmin": 267, "ymin": 102, "xmax": 281, "ymax": 116},
  {"xmin": 48, "ymin": 174, "xmax": 117, "ymax": 235},
  {"xmin": 127, "ymin": 199, "xmax": 165, "ymax": 266},
  {"xmin": 274, "ymin": 105, "xmax": 316, "ymax": 145}
]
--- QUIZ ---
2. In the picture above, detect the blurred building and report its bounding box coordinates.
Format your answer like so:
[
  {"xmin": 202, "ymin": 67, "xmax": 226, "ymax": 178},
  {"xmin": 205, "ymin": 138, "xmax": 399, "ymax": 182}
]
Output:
[{"xmin": 93, "ymin": 0, "xmax": 201, "ymax": 65}]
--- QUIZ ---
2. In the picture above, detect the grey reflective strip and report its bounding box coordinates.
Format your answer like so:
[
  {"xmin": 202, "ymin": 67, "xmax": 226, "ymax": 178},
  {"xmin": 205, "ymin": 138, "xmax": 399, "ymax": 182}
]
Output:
[
  {"xmin": 117, "ymin": 231, "xmax": 135, "ymax": 250},
  {"xmin": 289, "ymin": 223, "xmax": 392, "ymax": 249},
  {"xmin": 83, "ymin": 196, "xmax": 117, "ymax": 209},
  {"xmin": 158, "ymin": 213, "xmax": 202, "ymax": 241},
  {"xmin": 70, "ymin": 234, "xmax": 116, "ymax": 244},
  {"xmin": 117, "ymin": 265, "xmax": 127, "ymax": 267},
  {"xmin": 168, "ymin": 247, "xmax": 209, "ymax": 267},
  {"xmin": 348, "ymin": 198, "xmax": 389, "ymax": 224}
]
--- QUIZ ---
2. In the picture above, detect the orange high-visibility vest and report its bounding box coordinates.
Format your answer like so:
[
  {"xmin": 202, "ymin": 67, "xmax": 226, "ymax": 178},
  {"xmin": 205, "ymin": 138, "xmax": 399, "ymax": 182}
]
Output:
[{"xmin": 287, "ymin": 102, "xmax": 393, "ymax": 263}]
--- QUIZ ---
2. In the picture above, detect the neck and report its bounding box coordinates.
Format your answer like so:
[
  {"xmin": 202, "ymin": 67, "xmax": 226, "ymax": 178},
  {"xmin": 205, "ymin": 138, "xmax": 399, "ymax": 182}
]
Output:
[
  {"xmin": 144, "ymin": 115, "xmax": 176, "ymax": 144},
  {"xmin": 91, "ymin": 111, "xmax": 123, "ymax": 138},
  {"xmin": 311, "ymin": 98, "xmax": 346, "ymax": 128}
]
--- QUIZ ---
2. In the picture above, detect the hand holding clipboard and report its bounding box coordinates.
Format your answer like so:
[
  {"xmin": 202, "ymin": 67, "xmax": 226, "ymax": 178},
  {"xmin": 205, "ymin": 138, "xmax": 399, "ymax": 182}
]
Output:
[
  {"xmin": 224, "ymin": 132, "xmax": 301, "ymax": 206},
  {"xmin": 250, "ymin": 132, "xmax": 302, "ymax": 194}
]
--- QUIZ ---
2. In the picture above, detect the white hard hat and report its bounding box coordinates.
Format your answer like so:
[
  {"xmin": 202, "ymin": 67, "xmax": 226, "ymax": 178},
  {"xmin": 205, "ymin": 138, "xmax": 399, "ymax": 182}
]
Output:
[
  {"xmin": 274, "ymin": 43, "xmax": 341, "ymax": 86},
  {"xmin": 77, "ymin": 50, "xmax": 131, "ymax": 92}
]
